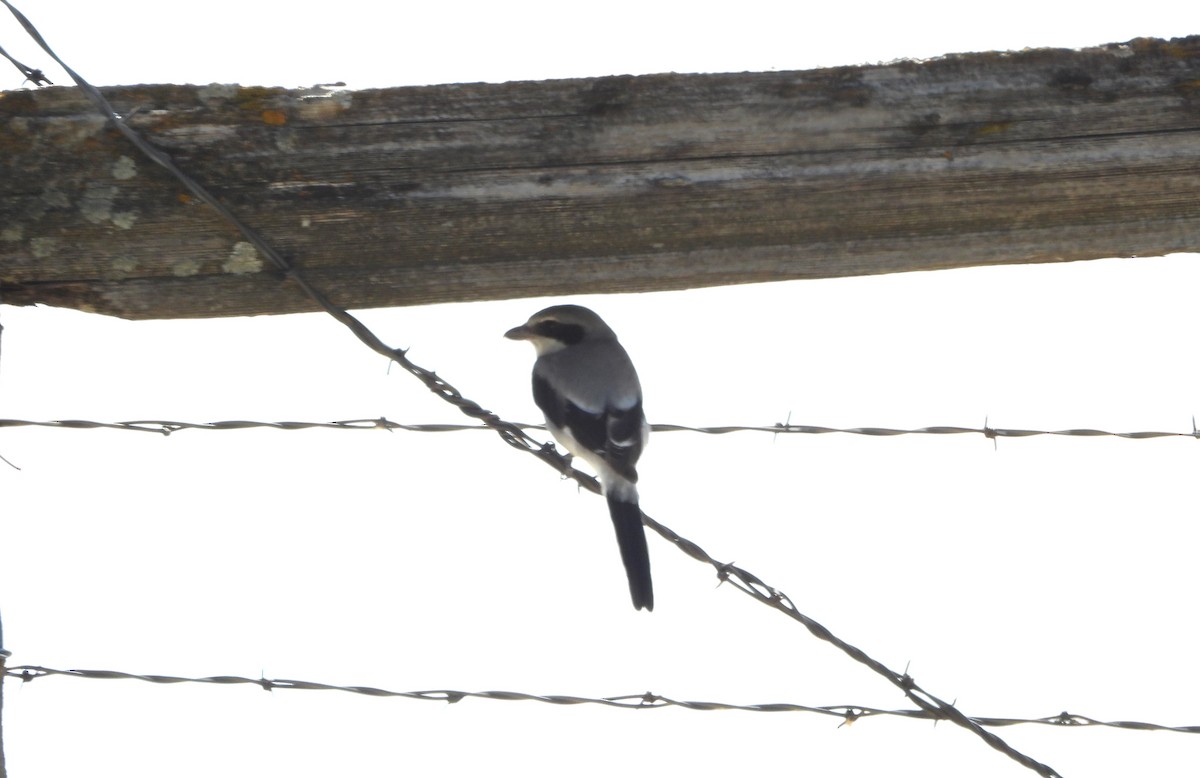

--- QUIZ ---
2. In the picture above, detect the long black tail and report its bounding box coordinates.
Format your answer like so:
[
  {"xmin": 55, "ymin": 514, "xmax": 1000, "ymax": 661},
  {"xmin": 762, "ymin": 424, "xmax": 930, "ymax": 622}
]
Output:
[{"xmin": 607, "ymin": 494, "xmax": 654, "ymax": 611}]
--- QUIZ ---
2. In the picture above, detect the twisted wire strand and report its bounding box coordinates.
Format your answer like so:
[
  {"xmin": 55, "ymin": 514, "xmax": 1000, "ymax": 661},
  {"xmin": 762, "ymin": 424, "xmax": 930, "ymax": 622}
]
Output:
[
  {"xmin": 6, "ymin": 666, "xmax": 1199, "ymax": 735},
  {"xmin": 2, "ymin": 417, "xmax": 1198, "ymax": 441},
  {"xmin": 1, "ymin": 4, "xmax": 1060, "ymax": 774}
]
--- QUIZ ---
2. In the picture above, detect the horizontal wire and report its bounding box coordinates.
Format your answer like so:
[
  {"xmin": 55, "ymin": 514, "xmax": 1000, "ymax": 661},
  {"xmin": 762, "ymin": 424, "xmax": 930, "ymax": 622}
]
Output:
[
  {"xmin": 1, "ymin": 417, "xmax": 1198, "ymax": 440},
  {"xmin": 7, "ymin": 666, "xmax": 1200, "ymax": 735}
]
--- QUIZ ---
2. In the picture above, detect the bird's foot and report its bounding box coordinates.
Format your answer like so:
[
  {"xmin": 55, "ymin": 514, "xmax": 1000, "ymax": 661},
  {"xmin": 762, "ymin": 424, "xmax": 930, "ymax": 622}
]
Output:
[{"xmin": 539, "ymin": 442, "xmax": 574, "ymax": 478}]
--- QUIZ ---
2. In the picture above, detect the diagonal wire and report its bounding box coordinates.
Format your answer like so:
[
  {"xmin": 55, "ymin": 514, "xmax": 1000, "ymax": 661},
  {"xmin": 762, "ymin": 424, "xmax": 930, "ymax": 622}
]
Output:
[
  {"xmin": 3, "ymin": 4, "xmax": 1060, "ymax": 775},
  {"xmin": 0, "ymin": 0, "xmax": 552, "ymax": 467},
  {"xmin": 7, "ymin": 666, "xmax": 1200, "ymax": 735},
  {"xmin": 642, "ymin": 513, "xmax": 1063, "ymax": 776},
  {"xmin": 2, "ymin": 416, "xmax": 1200, "ymax": 441}
]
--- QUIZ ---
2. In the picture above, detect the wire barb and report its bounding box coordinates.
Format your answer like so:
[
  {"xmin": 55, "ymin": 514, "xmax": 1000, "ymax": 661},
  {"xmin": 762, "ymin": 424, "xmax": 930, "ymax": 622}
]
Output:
[{"xmin": 0, "ymin": 40, "xmax": 50, "ymax": 84}]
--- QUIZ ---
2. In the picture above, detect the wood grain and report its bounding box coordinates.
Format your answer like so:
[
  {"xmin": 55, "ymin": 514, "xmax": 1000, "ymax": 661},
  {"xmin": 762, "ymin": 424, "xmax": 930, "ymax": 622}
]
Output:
[{"xmin": 2, "ymin": 37, "xmax": 1199, "ymax": 318}]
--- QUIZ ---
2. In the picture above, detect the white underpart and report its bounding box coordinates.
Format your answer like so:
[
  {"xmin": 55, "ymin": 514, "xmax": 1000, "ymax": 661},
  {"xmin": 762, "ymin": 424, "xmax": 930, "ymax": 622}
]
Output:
[{"xmin": 547, "ymin": 420, "xmax": 641, "ymax": 504}]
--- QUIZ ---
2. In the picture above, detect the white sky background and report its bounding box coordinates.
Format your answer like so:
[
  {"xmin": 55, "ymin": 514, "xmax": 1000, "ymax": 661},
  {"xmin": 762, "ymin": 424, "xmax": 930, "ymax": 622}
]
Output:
[{"xmin": 2, "ymin": 2, "xmax": 1199, "ymax": 777}]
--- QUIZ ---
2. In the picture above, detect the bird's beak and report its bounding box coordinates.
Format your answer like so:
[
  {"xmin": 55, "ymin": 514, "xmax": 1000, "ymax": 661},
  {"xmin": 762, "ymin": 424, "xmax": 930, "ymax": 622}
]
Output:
[{"xmin": 505, "ymin": 324, "xmax": 533, "ymax": 340}]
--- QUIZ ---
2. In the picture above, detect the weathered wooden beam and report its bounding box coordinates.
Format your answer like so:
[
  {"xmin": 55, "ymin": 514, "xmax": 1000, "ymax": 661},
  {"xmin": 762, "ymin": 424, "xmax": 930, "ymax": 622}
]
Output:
[{"xmin": 2, "ymin": 37, "xmax": 1199, "ymax": 319}]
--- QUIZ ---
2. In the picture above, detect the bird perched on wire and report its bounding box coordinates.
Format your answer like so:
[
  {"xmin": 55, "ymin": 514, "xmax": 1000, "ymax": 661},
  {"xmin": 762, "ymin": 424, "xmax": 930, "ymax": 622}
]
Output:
[{"xmin": 505, "ymin": 304, "xmax": 654, "ymax": 611}]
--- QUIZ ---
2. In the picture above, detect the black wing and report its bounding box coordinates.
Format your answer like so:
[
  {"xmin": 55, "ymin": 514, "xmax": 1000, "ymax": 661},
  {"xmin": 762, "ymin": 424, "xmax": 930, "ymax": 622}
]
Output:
[
  {"xmin": 533, "ymin": 374, "xmax": 642, "ymax": 482},
  {"xmin": 596, "ymin": 400, "xmax": 643, "ymax": 483}
]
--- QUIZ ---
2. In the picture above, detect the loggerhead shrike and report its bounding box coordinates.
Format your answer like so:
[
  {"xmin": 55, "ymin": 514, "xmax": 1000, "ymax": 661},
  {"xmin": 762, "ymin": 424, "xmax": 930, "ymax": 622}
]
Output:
[{"xmin": 505, "ymin": 305, "xmax": 653, "ymax": 611}]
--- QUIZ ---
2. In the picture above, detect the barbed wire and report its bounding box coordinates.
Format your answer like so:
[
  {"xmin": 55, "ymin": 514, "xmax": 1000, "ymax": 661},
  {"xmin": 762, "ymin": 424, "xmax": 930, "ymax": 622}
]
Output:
[
  {"xmin": 3, "ymin": 4, "xmax": 1061, "ymax": 775},
  {"xmin": 2, "ymin": 416, "xmax": 1199, "ymax": 441},
  {"xmin": 6, "ymin": 665, "xmax": 1200, "ymax": 735}
]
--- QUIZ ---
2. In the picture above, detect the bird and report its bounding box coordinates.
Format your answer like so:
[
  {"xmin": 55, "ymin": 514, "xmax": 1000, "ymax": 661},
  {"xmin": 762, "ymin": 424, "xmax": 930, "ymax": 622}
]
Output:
[{"xmin": 505, "ymin": 304, "xmax": 654, "ymax": 611}]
